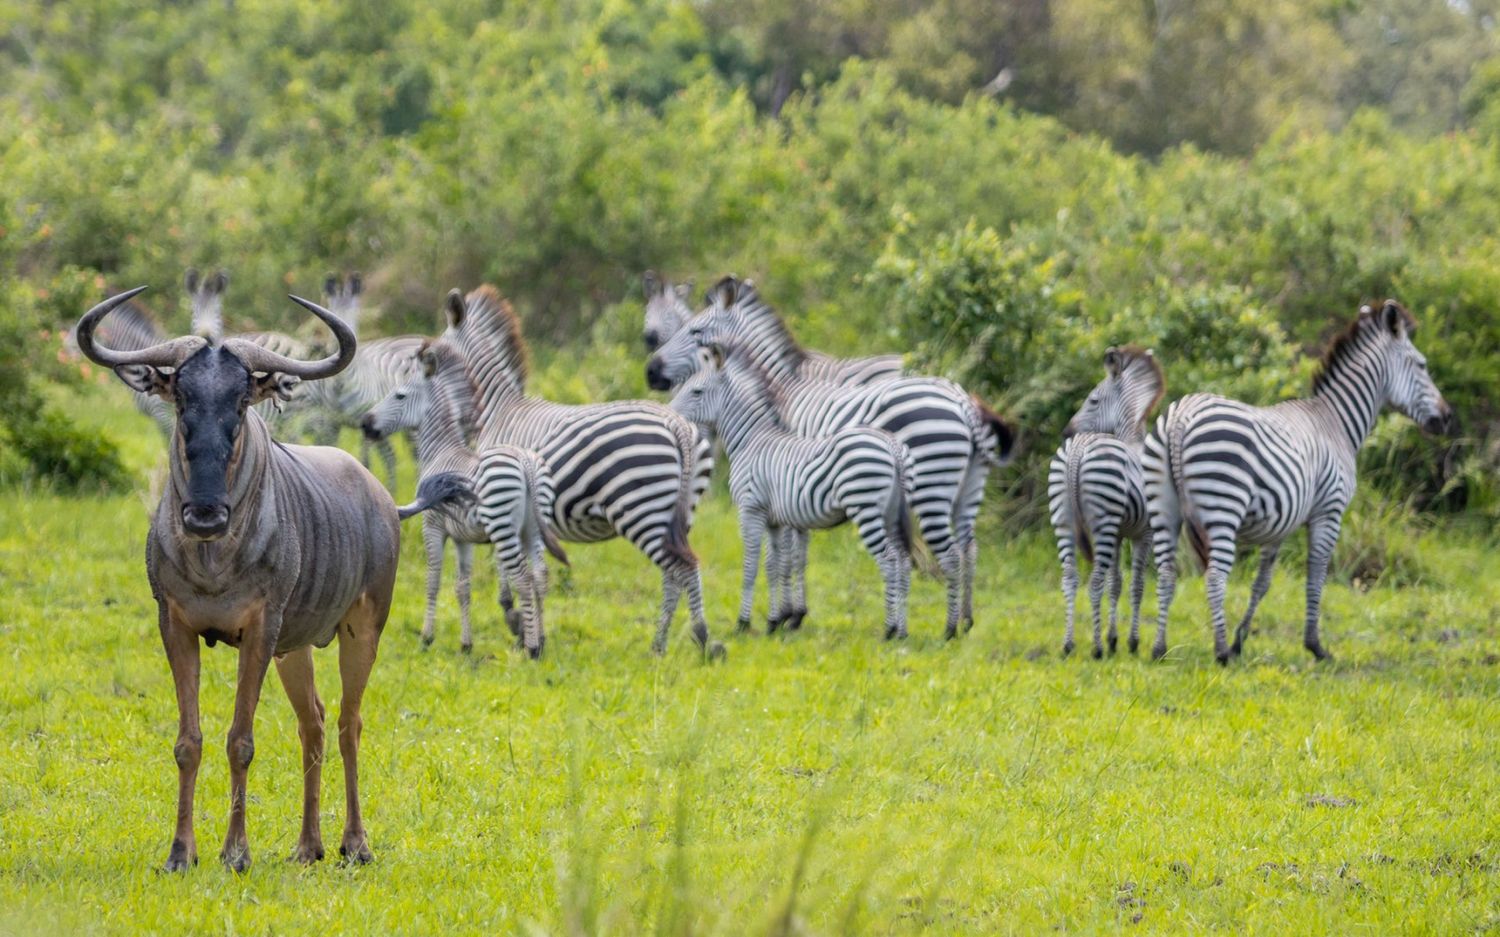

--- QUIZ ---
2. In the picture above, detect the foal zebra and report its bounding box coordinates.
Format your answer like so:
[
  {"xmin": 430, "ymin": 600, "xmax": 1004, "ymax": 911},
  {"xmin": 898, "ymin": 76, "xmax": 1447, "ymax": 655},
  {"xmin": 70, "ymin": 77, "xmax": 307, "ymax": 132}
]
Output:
[
  {"xmin": 1048, "ymin": 347, "xmax": 1165, "ymax": 658},
  {"xmin": 1143, "ymin": 300, "xmax": 1452, "ymax": 663},
  {"xmin": 648, "ymin": 276, "xmax": 1015, "ymax": 638},
  {"xmin": 671, "ymin": 342, "xmax": 915, "ymax": 639},
  {"xmin": 364, "ymin": 342, "xmax": 564, "ymax": 657},
  {"xmin": 385, "ymin": 285, "xmax": 723, "ymax": 658},
  {"xmin": 65, "ymin": 294, "xmax": 174, "ymax": 439}
]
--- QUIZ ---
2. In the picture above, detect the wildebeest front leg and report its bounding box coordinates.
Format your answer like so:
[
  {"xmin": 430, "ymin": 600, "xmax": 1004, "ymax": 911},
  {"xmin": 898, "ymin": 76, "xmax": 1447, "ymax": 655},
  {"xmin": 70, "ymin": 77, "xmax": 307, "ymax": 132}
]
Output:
[
  {"xmin": 160, "ymin": 602, "xmax": 202, "ymax": 872},
  {"xmin": 274, "ymin": 645, "xmax": 325, "ymax": 864},
  {"xmin": 337, "ymin": 596, "xmax": 383, "ymax": 863},
  {"xmin": 221, "ymin": 607, "xmax": 277, "ymax": 873}
]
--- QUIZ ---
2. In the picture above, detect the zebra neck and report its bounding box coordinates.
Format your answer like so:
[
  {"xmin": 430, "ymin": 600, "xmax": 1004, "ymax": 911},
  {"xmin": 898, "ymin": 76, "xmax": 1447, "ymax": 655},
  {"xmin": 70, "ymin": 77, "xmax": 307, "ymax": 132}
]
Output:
[
  {"xmin": 416, "ymin": 404, "xmax": 469, "ymax": 468},
  {"xmin": 717, "ymin": 396, "xmax": 784, "ymax": 458},
  {"xmin": 735, "ymin": 319, "xmax": 803, "ymax": 383},
  {"xmin": 1309, "ymin": 363, "xmax": 1385, "ymax": 456},
  {"xmin": 471, "ymin": 369, "xmax": 524, "ymax": 432}
]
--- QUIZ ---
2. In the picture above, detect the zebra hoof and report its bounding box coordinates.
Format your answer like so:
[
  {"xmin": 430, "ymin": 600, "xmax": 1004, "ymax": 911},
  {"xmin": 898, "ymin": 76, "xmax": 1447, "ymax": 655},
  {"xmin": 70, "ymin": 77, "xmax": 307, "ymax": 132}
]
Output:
[
  {"xmin": 525, "ymin": 644, "xmax": 542, "ymax": 661},
  {"xmin": 1061, "ymin": 640, "xmax": 1075, "ymax": 658},
  {"xmin": 706, "ymin": 641, "xmax": 727, "ymax": 662},
  {"xmin": 789, "ymin": 610, "xmax": 806, "ymax": 631},
  {"xmin": 1305, "ymin": 641, "xmax": 1332, "ymax": 662},
  {"xmin": 962, "ymin": 617, "xmax": 974, "ymax": 634},
  {"xmin": 505, "ymin": 609, "xmax": 523, "ymax": 637},
  {"xmin": 884, "ymin": 625, "xmax": 898, "ymax": 641},
  {"xmin": 1091, "ymin": 646, "xmax": 1104, "ymax": 660},
  {"xmin": 1127, "ymin": 637, "xmax": 1140, "ymax": 655},
  {"xmin": 767, "ymin": 616, "xmax": 782, "ymax": 634},
  {"xmin": 419, "ymin": 633, "xmax": 435, "ymax": 650},
  {"xmin": 735, "ymin": 617, "xmax": 752, "ymax": 634},
  {"xmin": 943, "ymin": 625, "xmax": 958, "ymax": 641},
  {"xmin": 1151, "ymin": 643, "xmax": 1168, "ymax": 662},
  {"xmin": 1215, "ymin": 651, "xmax": 1231, "ymax": 666},
  {"xmin": 460, "ymin": 642, "xmax": 473, "ymax": 655},
  {"xmin": 1107, "ymin": 635, "xmax": 1118, "ymax": 655}
]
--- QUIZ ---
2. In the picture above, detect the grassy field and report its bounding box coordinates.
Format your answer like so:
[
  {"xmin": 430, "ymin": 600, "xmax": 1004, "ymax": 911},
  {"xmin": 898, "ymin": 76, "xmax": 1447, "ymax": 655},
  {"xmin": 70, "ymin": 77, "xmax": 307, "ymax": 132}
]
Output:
[{"xmin": 1, "ymin": 387, "xmax": 1497, "ymax": 935}]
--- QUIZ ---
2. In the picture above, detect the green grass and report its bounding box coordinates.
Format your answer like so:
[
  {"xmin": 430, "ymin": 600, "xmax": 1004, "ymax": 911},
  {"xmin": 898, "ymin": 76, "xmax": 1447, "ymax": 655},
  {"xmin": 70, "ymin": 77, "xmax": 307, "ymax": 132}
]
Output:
[{"xmin": 1, "ymin": 387, "xmax": 1497, "ymax": 935}]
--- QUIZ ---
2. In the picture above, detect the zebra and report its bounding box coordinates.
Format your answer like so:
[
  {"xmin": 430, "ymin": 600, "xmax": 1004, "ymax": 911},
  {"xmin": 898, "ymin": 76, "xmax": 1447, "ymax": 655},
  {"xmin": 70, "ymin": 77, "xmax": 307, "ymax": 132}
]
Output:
[
  {"xmin": 646, "ymin": 275, "xmax": 904, "ymax": 389},
  {"xmin": 1142, "ymin": 300, "xmax": 1453, "ymax": 664},
  {"xmin": 374, "ymin": 285, "xmax": 724, "ymax": 659},
  {"xmin": 64, "ymin": 293, "xmax": 175, "ymax": 439},
  {"xmin": 648, "ymin": 276, "xmax": 1016, "ymax": 638},
  {"xmin": 642, "ymin": 271, "xmax": 695, "ymax": 352},
  {"xmin": 671, "ymin": 341, "xmax": 915, "ymax": 639},
  {"xmin": 363, "ymin": 341, "xmax": 566, "ymax": 657},
  {"xmin": 1048, "ymin": 347, "xmax": 1165, "ymax": 659}
]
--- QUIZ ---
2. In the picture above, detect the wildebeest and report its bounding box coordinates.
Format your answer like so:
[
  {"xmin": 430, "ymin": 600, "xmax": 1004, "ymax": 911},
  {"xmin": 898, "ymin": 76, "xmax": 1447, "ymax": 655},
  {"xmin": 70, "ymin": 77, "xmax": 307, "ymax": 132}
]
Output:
[{"xmin": 74, "ymin": 284, "xmax": 460, "ymax": 873}]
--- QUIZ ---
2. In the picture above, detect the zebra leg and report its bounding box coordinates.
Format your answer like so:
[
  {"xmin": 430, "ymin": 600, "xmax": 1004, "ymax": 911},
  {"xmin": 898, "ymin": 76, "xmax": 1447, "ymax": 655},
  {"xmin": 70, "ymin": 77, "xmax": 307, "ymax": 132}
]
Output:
[
  {"xmin": 1127, "ymin": 537, "xmax": 1149, "ymax": 654},
  {"xmin": 1204, "ymin": 532, "xmax": 1239, "ymax": 665},
  {"xmin": 1057, "ymin": 525, "xmax": 1079, "ymax": 657},
  {"xmin": 377, "ymin": 437, "xmax": 398, "ymax": 492},
  {"xmin": 454, "ymin": 541, "xmax": 475, "ymax": 654},
  {"xmin": 939, "ymin": 543, "xmax": 964, "ymax": 640},
  {"xmin": 1232, "ymin": 544, "xmax": 1281, "ymax": 657},
  {"xmin": 651, "ymin": 569, "xmax": 682, "ymax": 656},
  {"xmin": 735, "ymin": 509, "xmax": 766, "ymax": 634},
  {"xmin": 675, "ymin": 563, "xmax": 723, "ymax": 660},
  {"xmin": 954, "ymin": 456, "xmax": 989, "ymax": 633},
  {"xmin": 499, "ymin": 579, "xmax": 522, "ymax": 638},
  {"xmin": 420, "ymin": 518, "xmax": 445, "ymax": 649},
  {"xmin": 1303, "ymin": 514, "xmax": 1342, "ymax": 662},
  {"xmin": 1150, "ymin": 516, "xmax": 1180, "ymax": 661},
  {"xmin": 1106, "ymin": 559, "xmax": 1124, "ymax": 656},
  {"xmin": 880, "ymin": 542, "xmax": 911, "ymax": 640},
  {"xmin": 789, "ymin": 530, "xmax": 809, "ymax": 630},
  {"xmin": 1087, "ymin": 563, "xmax": 1108, "ymax": 660},
  {"xmin": 765, "ymin": 526, "xmax": 786, "ymax": 634}
]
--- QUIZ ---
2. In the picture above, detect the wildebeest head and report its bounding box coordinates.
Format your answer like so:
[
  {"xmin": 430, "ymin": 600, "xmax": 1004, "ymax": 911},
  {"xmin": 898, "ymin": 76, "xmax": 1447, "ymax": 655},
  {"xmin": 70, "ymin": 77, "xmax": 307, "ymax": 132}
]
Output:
[{"xmin": 75, "ymin": 286, "xmax": 357, "ymax": 540}]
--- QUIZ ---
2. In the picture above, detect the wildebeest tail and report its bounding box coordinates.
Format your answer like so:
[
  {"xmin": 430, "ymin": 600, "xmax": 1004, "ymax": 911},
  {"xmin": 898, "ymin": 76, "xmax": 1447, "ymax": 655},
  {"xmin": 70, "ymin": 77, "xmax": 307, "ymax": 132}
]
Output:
[
  {"xmin": 1064, "ymin": 439, "xmax": 1094, "ymax": 564},
  {"xmin": 397, "ymin": 471, "xmax": 475, "ymax": 520}
]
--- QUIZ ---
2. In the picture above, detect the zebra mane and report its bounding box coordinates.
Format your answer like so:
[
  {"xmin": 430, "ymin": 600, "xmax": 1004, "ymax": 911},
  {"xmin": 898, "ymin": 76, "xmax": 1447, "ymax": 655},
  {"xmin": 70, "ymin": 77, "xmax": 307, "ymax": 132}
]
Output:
[
  {"xmin": 422, "ymin": 338, "xmax": 479, "ymax": 409},
  {"xmin": 462, "ymin": 284, "xmax": 530, "ymax": 387},
  {"xmin": 715, "ymin": 337, "xmax": 789, "ymax": 428},
  {"xmin": 1111, "ymin": 345, "xmax": 1166, "ymax": 423},
  {"xmin": 720, "ymin": 278, "xmax": 807, "ymax": 371},
  {"xmin": 1312, "ymin": 301, "xmax": 1416, "ymax": 396}
]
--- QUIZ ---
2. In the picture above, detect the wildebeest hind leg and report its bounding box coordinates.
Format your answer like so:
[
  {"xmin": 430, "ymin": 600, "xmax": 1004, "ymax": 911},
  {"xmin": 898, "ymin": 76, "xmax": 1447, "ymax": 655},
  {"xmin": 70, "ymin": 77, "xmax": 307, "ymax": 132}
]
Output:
[
  {"xmin": 274, "ymin": 645, "xmax": 325, "ymax": 863},
  {"xmin": 336, "ymin": 594, "xmax": 385, "ymax": 864},
  {"xmin": 160, "ymin": 602, "xmax": 202, "ymax": 872}
]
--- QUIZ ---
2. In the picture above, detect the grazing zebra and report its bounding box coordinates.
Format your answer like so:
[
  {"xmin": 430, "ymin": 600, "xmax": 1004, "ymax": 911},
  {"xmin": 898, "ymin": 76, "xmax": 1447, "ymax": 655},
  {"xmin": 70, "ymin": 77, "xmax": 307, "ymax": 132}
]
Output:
[
  {"xmin": 363, "ymin": 342, "xmax": 565, "ymax": 657},
  {"xmin": 648, "ymin": 276, "xmax": 1016, "ymax": 638},
  {"xmin": 373, "ymin": 285, "xmax": 723, "ymax": 658},
  {"xmin": 1048, "ymin": 347, "xmax": 1165, "ymax": 659},
  {"xmin": 642, "ymin": 271, "xmax": 695, "ymax": 352},
  {"xmin": 1142, "ymin": 300, "xmax": 1453, "ymax": 663},
  {"xmin": 671, "ymin": 341, "xmax": 915, "ymax": 639},
  {"xmin": 64, "ymin": 294, "xmax": 175, "ymax": 439},
  {"xmin": 646, "ymin": 276, "xmax": 904, "ymax": 389}
]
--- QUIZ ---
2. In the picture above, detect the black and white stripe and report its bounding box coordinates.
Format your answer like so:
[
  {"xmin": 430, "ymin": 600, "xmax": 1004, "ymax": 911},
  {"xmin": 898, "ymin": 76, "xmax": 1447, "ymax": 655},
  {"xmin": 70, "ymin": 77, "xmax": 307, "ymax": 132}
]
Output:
[
  {"xmin": 65, "ymin": 295, "xmax": 175, "ymax": 438},
  {"xmin": 1142, "ymin": 301, "xmax": 1452, "ymax": 663},
  {"xmin": 1048, "ymin": 347, "xmax": 1164, "ymax": 658},
  {"xmin": 671, "ymin": 342, "xmax": 914, "ymax": 639}
]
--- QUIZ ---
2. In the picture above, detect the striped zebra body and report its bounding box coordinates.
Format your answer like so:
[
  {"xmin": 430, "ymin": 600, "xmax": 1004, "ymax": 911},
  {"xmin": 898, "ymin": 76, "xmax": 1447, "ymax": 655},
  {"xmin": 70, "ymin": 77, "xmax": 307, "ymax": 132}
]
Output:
[
  {"xmin": 364, "ymin": 355, "xmax": 559, "ymax": 656},
  {"xmin": 1142, "ymin": 301, "xmax": 1451, "ymax": 663},
  {"xmin": 431, "ymin": 286, "xmax": 723, "ymax": 658},
  {"xmin": 672, "ymin": 343, "xmax": 914, "ymax": 639},
  {"xmin": 1048, "ymin": 347, "xmax": 1164, "ymax": 658},
  {"xmin": 65, "ymin": 297, "xmax": 175, "ymax": 438},
  {"xmin": 648, "ymin": 276, "xmax": 1014, "ymax": 637}
]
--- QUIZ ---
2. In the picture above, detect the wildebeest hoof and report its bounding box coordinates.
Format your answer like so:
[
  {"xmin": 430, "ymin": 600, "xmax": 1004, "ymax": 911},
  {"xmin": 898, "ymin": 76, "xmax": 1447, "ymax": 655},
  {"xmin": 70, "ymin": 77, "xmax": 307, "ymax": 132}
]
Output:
[
  {"xmin": 1127, "ymin": 636, "xmax": 1140, "ymax": 655},
  {"xmin": 1061, "ymin": 640, "xmax": 1075, "ymax": 657},
  {"xmin": 164, "ymin": 840, "xmax": 197, "ymax": 872},
  {"xmin": 707, "ymin": 641, "xmax": 727, "ymax": 662},
  {"xmin": 735, "ymin": 617, "xmax": 751, "ymax": 633},
  {"xmin": 339, "ymin": 835, "xmax": 373, "ymax": 865},
  {"xmin": 289, "ymin": 841, "xmax": 325, "ymax": 864},
  {"xmin": 220, "ymin": 844, "xmax": 251, "ymax": 874}
]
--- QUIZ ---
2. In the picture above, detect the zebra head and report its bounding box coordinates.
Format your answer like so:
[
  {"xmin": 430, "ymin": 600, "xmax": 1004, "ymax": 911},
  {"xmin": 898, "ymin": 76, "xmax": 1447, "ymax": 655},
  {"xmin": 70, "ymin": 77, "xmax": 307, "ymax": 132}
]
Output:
[
  {"xmin": 362, "ymin": 348, "xmax": 433, "ymax": 440},
  {"xmin": 641, "ymin": 271, "xmax": 694, "ymax": 352},
  {"xmin": 668, "ymin": 344, "xmax": 729, "ymax": 430},
  {"xmin": 1367, "ymin": 301, "xmax": 1453, "ymax": 435},
  {"xmin": 1064, "ymin": 346, "xmax": 1165, "ymax": 440},
  {"xmin": 76, "ymin": 285, "xmax": 355, "ymax": 539},
  {"xmin": 184, "ymin": 268, "xmax": 229, "ymax": 340},
  {"xmin": 646, "ymin": 275, "xmax": 745, "ymax": 391},
  {"xmin": 322, "ymin": 272, "xmax": 364, "ymax": 336}
]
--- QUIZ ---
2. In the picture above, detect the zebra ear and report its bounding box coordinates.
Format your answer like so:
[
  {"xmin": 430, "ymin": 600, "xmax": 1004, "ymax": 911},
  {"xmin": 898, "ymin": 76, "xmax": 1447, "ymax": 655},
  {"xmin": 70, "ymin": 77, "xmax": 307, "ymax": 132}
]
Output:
[
  {"xmin": 674, "ymin": 281, "xmax": 693, "ymax": 302},
  {"xmin": 445, "ymin": 289, "xmax": 466, "ymax": 327},
  {"xmin": 420, "ymin": 348, "xmax": 439, "ymax": 378},
  {"xmin": 706, "ymin": 275, "xmax": 738, "ymax": 308},
  {"xmin": 349, "ymin": 272, "xmax": 362, "ymax": 296},
  {"xmin": 642, "ymin": 270, "xmax": 660, "ymax": 298},
  {"xmin": 1380, "ymin": 300, "xmax": 1406, "ymax": 336},
  {"xmin": 1103, "ymin": 347, "xmax": 1122, "ymax": 375},
  {"xmin": 207, "ymin": 270, "xmax": 228, "ymax": 295},
  {"xmin": 324, "ymin": 274, "xmax": 340, "ymax": 298},
  {"xmin": 184, "ymin": 268, "xmax": 200, "ymax": 295},
  {"xmin": 708, "ymin": 342, "xmax": 727, "ymax": 370}
]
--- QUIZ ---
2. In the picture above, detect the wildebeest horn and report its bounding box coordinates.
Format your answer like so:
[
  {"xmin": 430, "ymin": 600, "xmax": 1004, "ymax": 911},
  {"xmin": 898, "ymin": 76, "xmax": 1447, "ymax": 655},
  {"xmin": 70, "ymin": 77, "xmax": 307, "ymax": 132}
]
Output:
[
  {"xmin": 222, "ymin": 294, "xmax": 357, "ymax": 380},
  {"xmin": 75, "ymin": 286, "xmax": 207, "ymax": 368}
]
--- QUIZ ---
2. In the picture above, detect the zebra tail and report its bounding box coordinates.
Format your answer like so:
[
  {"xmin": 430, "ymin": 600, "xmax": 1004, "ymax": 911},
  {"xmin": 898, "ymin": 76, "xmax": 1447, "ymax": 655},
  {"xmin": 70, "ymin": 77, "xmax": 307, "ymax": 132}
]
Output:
[
  {"xmin": 971, "ymin": 394, "xmax": 1018, "ymax": 467},
  {"xmin": 521, "ymin": 455, "xmax": 570, "ymax": 566},
  {"xmin": 887, "ymin": 439, "xmax": 915, "ymax": 556},
  {"xmin": 662, "ymin": 417, "xmax": 700, "ymax": 568},
  {"xmin": 1167, "ymin": 418, "xmax": 1210, "ymax": 569},
  {"xmin": 1064, "ymin": 438, "xmax": 1094, "ymax": 565},
  {"xmin": 397, "ymin": 471, "xmax": 475, "ymax": 521}
]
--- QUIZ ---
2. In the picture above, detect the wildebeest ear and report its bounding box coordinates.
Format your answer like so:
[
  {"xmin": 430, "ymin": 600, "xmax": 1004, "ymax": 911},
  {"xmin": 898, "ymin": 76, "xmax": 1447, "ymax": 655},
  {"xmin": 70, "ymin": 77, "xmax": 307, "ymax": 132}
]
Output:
[
  {"xmin": 445, "ymin": 289, "xmax": 466, "ymax": 327},
  {"xmin": 642, "ymin": 270, "xmax": 660, "ymax": 298},
  {"xmin": 674, "ymin": 280, "xmax": 694, "ymax": 301},
  {"xmin": 1103, "ymin": 346, "xmax": 1122, "ymax": 375},
  {"xmin": 116, "ymin": 364, "xmax": 174, "ymax": 400},
  {"xmin": 251, "ymin": 371, "xmax": 300, "ymax": 404}
]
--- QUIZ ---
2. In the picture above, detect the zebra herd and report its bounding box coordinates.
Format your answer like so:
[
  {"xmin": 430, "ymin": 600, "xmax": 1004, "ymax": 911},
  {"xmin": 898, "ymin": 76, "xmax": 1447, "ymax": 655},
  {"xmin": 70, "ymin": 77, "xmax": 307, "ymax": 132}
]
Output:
[{"xmin": 78, "ymin": 273, "xmax": 1452, "ymax": 665}]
